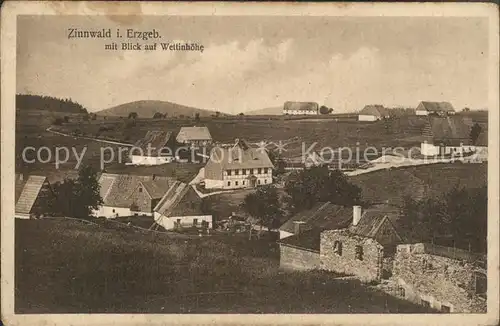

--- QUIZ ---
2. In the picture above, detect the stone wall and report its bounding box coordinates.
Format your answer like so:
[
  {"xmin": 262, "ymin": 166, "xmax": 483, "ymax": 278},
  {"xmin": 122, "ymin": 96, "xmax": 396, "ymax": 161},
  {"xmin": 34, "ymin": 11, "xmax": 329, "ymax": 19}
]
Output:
[
  {"xmin": 320, "ymin": 230, "xmax": 384, "ymax": 282},
  {"xmin": 392, "ymin": 244, "xmax": 486, "ymax": 313},
  {"xmin": 279, "ymin": 244, "xmax": 320, "ymax": 271}
]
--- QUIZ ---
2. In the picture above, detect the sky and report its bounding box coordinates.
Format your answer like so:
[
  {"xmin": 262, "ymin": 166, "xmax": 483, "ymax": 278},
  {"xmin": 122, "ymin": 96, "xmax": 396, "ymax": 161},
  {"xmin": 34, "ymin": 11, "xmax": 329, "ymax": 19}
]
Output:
[{"xmin": 17, "ymin": 15, "xmax": 489, "ymax": 114}]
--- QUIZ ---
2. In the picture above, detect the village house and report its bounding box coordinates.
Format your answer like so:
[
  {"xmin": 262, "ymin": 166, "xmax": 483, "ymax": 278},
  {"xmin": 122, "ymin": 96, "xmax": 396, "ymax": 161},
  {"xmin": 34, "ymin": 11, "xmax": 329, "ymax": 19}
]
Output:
[
  {"xmin": 358, "ymin": 105, "xmax": 390, "ymax": 121},
  {"xmin": 153, "ymin": 184, "xmax": 213, "ymax": 230},
  {"xmin": 420, "ymin": 116, "xmax": 488, "ymax": 157},
  {"xmin": 94, "ymin": 173, "xmax": 178, "ymax": 218},
  {"xmin": 15, "ymin": 174, "xmax": 52, "ymax": 219},
  {"xmin": 282, "ymin": 101, "xmax": 319, "ymax": 115},
  {"xmin": 415, "ymin": 101, "xmax": 456, "ymax": 116},
  {"xmin": 203, "ymin": 139, "xmax": 274, "ymax": 190},
  {"xmin": 129, "ymin": 130, "xmax": 178, "ymax": 165},
  {"xmin": 391, "ymin": 243, "xmax": 487, "ymax": 313},
  {"xmin": 278, "ymin": 202, "xmax": 353, "ymax": 270},
  {"xmin": 176, "ymin": 126, "xmax": 213, "ymax": 147}
]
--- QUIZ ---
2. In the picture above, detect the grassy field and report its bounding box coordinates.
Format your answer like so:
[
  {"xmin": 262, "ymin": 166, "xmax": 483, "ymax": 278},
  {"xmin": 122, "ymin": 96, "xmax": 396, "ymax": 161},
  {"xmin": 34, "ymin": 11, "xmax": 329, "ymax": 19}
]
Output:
[{"xmin": 15, "ymin": 219, "xmax": 433, "ymax": 313}]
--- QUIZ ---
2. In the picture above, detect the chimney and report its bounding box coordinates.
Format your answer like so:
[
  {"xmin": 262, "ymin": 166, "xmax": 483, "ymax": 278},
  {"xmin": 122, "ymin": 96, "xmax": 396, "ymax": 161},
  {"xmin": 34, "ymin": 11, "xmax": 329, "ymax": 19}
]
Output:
[
  {"xmin": 353, "ymin": 205, "xmax": 362, "ymax": 226},
  {"xmin": 293, "ymin": 221, "xmax": 306, "ymax": 235}
]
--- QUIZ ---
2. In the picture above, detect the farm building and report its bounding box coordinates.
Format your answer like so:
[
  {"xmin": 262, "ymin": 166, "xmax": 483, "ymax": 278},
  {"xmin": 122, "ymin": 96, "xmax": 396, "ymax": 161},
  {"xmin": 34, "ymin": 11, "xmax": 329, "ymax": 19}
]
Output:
[
  {"xmin": 129, "ymin": 130, "xmax": 179, "ymax": 165},
  {"xmin": 93, "ymin": 173, "xmax": 177, "ymax": 218},
  {"xmin": 282, "ymin": 101, "xmax": 319, "ymax": 115},
  {"xmin": 392, "ymin": 243, "xmax": 486, "ymax": 313},
  {"xmin": 153, "ymin": 184, "xmax": 212, "ymax": 230},
  {"xmin": 420, "ymin": 116, "xmax": 488, "ymax": 156},
  {"xmin": 415, "ymin": 101, "xmax": 455, "ymax": 116},
  {"xmin": 204, "ymin": 139, "xmax": 274, "ymax": 189},
  {"xmin": 320, "ymin": 204, "xmax": 404, "ymax": 283},
  {"xmin": 278, "ymin": 230, "xmax": 322, "ymax": 270},
  {"xmin": 358, "ymin": 105, "xmax": 389, "ymax": 121},
  {"xmin": 15, "ymin": 174, "xmax": 53, "ymax": 219},
  {"xmin": 176, "ymin": 126, "xmax": 212, "ymax": 147},
  {"xmin": 278, "ymin": 201, "xmax": 353, "ymax": 239}
]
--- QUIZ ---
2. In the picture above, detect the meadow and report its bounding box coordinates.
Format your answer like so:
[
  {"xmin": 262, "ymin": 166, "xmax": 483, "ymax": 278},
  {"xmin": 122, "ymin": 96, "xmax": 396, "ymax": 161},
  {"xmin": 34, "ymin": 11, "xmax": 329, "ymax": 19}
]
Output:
[{"xmin": 15, "ymin": 219, "xmax": 434, "ymax": 313}]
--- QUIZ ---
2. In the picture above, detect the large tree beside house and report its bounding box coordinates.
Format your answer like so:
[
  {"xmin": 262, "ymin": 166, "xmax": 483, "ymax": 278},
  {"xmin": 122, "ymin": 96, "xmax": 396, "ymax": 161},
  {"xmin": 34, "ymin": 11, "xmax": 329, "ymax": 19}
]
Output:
[
  {"xmin": 285, "ymin": 166, "xmax": 362, "ymax": 213},
  {"xmin": 241, "ymin": 185, "xmax": 282, "ymax": 238}
]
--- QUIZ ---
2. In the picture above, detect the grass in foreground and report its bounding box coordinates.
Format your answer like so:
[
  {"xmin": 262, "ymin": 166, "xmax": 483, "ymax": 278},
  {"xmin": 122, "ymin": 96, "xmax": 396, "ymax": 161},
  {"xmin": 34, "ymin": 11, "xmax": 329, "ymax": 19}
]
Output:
[{"xmin": 16, "ymin": 219, "xmax": 434, "ymax": 313}]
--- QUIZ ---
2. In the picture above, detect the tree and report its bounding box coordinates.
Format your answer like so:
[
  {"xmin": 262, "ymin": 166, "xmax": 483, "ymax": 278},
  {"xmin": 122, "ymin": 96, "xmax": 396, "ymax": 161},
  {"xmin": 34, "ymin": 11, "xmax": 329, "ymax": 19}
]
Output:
[
  {"xmin": 284, "ymin": 166, "xmax": 361, "ymax": 212},
  {"xmin": 319, "ymin": 106, "xmax": 333, "ymax": 115},
  {"xmin": 215, "ymin": 111, "xmax": 221, "ymax": 118},
  {"xmin": 239, "ymin": 112, "xmax": 245, "ymax": 116},
  {"xmin": 195, "ymin": 112, "xmax": 201, "ymax": 122},
  {"xmin": 153, "ymin": 112, "xmax": 164, "ymax": 119},
  {"xmin": 267, "ymin": 150, "xmax": 286, "ymax": 177},
  {"xmin": 241, "ymin": 185, "xmax": 282, "ymax": 239},
  {"xmin": 128, "ymin": 112, "xmax": 138, "ymax": 119},
  {"xmin": 470, "ymin": 123, "xmax": 482, "ymax": 145},
  {"xmin": 462, "ymin": 107, "xmax": 471, "ymax": 112}
]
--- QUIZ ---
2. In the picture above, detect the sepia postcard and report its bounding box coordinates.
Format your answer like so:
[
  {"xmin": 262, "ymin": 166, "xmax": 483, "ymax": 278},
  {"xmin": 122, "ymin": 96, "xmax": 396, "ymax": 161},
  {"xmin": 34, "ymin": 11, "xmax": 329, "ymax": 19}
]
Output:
[{"xmin": 1, "ymin": 1, "xmax": 499, "ymax": 326}]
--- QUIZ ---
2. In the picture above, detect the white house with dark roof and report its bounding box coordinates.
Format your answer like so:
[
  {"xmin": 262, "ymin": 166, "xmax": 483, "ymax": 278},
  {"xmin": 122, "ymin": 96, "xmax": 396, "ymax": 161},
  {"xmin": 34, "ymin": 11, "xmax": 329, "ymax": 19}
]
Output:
[
  {"xmin": 153, "ymin": 185, "xmax": 212, "ymax": 230},
  {"xmin": 15, "ymin": 174, "xmax": 52, "ymax": 219},
  {"xmin": 176, "ymin": 126, "xmax": 212, "ymax": 147},
  {"xmin": 93, "ymin": 173, "xmax": 178, "ymax": 218},
  {"xmin": 282, "ymin": 101, "xmax": 319, "ymax": 115},
  {"xmin": 415, "ymin": 101, "xmax": 455, "ymax": 116},
  {"xmin": 203, "ymin": 139, "xmax": 274, "ymax": 189},
  {"xmin": 358, "ymin": 105, "xmax": 389, "ymax": 121},
  {"xmin": 130, "ymin": 130, "xmax": 178, "ymax": 165}
]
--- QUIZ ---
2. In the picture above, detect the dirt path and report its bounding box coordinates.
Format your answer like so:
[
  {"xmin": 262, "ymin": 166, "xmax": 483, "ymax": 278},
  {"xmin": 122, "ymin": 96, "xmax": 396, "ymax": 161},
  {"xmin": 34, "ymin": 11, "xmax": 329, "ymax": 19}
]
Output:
[{"xmin": 46, "ymin": 126, "xmax": 134, "ymax": 147}]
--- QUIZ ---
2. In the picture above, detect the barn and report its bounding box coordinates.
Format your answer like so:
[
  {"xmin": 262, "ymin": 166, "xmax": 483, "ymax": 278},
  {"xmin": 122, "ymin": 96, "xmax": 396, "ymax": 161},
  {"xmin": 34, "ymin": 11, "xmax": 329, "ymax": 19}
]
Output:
[
  {"xmin": 358, "ymin": 105, "xmax": 389, "ymax": 121},
  {"xmin": 282, "ymin": 101, "xmax": 319, "ymax": 115}
]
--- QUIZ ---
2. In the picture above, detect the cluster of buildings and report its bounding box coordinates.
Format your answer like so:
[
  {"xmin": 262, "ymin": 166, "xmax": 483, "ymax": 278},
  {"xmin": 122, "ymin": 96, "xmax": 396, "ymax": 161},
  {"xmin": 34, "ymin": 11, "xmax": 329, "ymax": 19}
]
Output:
[{"xmin": 277, "ymin": 202, "xmax": 487, "ymax": 313}]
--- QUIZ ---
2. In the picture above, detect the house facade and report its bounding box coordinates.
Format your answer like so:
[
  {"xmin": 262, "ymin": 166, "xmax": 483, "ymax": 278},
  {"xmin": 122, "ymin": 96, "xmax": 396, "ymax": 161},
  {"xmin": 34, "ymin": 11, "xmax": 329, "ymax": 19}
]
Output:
[
  {"xmin": 358, "ymin": 105, "xmax": 389, "ymax": 121},
  {"xmin": 153, "ymin": 184, "xmax": 213, "ymax": 230},
  {"xmin": 392, "ymin": 243, "xmax": 487, "ymax": 313},
  {"xmin": 176, "ymin": 126, "xmax": 212, "ymax": 147},
  {"xmin": 282, "ymin": 101, "xmax": 319, "ymax": 115},
  {"xmin": 278, "ymin": 230, "xmax": 321, "ymax": 270},
  {"xmin": 130, "ymin": 130, "xmax": 177, "ymax": 165},
  {"xmin": 204, "ymin": 139, "xmax": 274, "ymax": 189},
  {"xmin": 15, "ymin": 174, "xmax": 52, "ymax": 219},
  {"xmin": 93, "ymin": 173, "xmax": 177, "ymax": 218},
  {"xmin": 415, "ymin": 101, "xmax": 456, "ymax": 116}
]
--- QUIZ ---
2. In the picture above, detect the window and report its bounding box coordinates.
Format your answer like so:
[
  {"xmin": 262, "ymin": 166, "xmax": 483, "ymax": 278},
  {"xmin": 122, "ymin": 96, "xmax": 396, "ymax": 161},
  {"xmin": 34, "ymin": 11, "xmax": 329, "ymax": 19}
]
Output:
[
  {"xmin": 228, "ymin": 170, "xmax": 232, "ymax": 176},
  {"xmin": 355, "ymin": 245, "xmax": 364, "ymax": 261},
  {"xmin": 235, "ymin": 181, "xmax": 239, "ymax": 186},
  {"xmin": 264, "ymin": 168, "xmax": 268, "ymax": 174},
  {"xmin": 258, "ymin": 168, "xmax": 262, "ymax": 174},
  {"xmin": 193, "ymin": 218, "xmax": 198, "ymax": 226},
  {"xmin": 243, "ymin": 181, "xmax": 246, "ymax": 185},
  {"xmin": 333, "ymin": 241, "xmax": 343, "ymax": 256},
  {"xmin": 258, "ymin": 180, "xmax": 261, "ymax": 185},
  {"xmin": 235, "ymin": 169, "xmax": 240, "ymax": 175},
  {"xmin": 112, "ymin": 209, "xmax": 116, "ymax": 213},
  {"xmin": 264, "ymin": 179, "xmax": 267, "ymax": 184},
  {"xmin": 227, "ymin": 181, "xmax": 231, "ymax": 186},
  {"xmin": 475, "ymin": 272, "xmax": 487, "ymax": 298},
  {"xmin": 243, "ymin": 169, "xmax": 247, "ymax": 175},
  {"xmin": 441, "ymin": 305, "xmax": 451, "ymax": 313},
  {"xmin": 397, "ymin": 286, "xmax": 405, "ymax": 298},
  {"xmin": 138, "ymin": 187, "xmax": 143, "ymax": 193}
]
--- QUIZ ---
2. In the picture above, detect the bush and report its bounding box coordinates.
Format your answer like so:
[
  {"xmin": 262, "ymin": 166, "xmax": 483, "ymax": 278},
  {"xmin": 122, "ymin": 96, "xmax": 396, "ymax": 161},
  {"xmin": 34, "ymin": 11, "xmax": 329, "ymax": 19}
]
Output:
[{"xmin": 53, "ymin": 117, "xmax": 64, "ymax": 125}]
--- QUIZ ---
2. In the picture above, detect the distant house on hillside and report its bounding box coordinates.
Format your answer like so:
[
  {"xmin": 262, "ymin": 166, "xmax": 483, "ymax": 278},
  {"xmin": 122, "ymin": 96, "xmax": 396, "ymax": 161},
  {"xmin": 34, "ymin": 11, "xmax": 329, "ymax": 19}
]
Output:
[
  {"xmin": 204, "ymin": 139, "xmax": 274, "ymax": 189},
  {"xmin": 283, "ymin": 101, "xmax": 319, "ymax": 115},
  {"xmin": 415, "ymin": 101, "xmax": 455, "ymax": 116},
  {"xmin": 15, "ymin": 174, "xmax": 53, "ymax": 219},
  {"xmin": 392, "ymin": 243, "xmax": 486, "ymax": 313},
  {"xmin": 153, "ymin": 185, "xmax": 212, "ymax": 230},
  {"xmin": 358, "ymin": 105, "xmax": 389, "ymax": 121},
  {"xmin": 94, "ymin": 173, "xmax": 178, "ymax": 218},
  {"xmin": 130, "ymin": 131, "xmax": 178, "ymax": 165},
  {"xmin": 176, "ymin": 126, "xmax": 212, "ymax": 147},
  {"xmin": 420, "ymin": 116, "xmax": 487, "ymax": 156}
]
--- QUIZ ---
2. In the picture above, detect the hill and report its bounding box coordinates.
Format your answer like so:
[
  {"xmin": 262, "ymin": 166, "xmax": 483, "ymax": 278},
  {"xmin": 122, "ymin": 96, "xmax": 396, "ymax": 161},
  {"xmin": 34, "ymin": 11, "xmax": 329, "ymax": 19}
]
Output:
[
  {"xmin": 16, "ymin": 94, "xmax": 88, "ymax": 114},
  {"xmin": 245, "ymin": 106, "xmax": 283, "ymax": 115},
  {"xmin": 97, "ymin": 100, "xmax": 223, "ymax": 118}
]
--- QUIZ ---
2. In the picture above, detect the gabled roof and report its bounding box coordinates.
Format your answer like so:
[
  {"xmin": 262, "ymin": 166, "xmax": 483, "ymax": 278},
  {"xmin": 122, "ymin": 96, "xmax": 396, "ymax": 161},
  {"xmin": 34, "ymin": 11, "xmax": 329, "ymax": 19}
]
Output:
[
  {"xmin": 283, "ymin": 101, "xmax": 319, "ymax": 112},
  {"xmin": 153, "ymin": 181, "xmax": 190, "ymax": 215},
  {"xmin": 176, "ymin": 126, "xmax": 212, "ymax": 142},
  {"xmin": 359, "ymin": 105, "xmax": 388, "ymax": 117},
  {"xmin": 279, "ymin": 202, "xmax": 353, "ymax": 234},
  {"xmin": 422, "ymin": 116, "xmax": 475, "ymax": 146},
  {"xmin": 133, "ymin": 131, "xmax": 173, "ymax": 156},
  {"xmin": 168, "ymin": 186, "xmax": 205, "ymax": 217},
  {"xmin": 15, "ymin": 175, "xmax": 47, "ymax": 214},
  {"xmin": 99, "ymin": 173, "xmax": 177, "ymax": 208},
  {"xmin": 418, "ymin": 101, "xmax": 455, "ymax": 113},
  {"xmin": 278, "ymin": 229, "xmax": 321, "ymax": 252},
  {"xmin": 209, "ymin": 139, "xmax": 274, "ymax": 171},
  {"xmin": 347, "ymin": 205, "xmax": 403, "ymax": 242}
]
